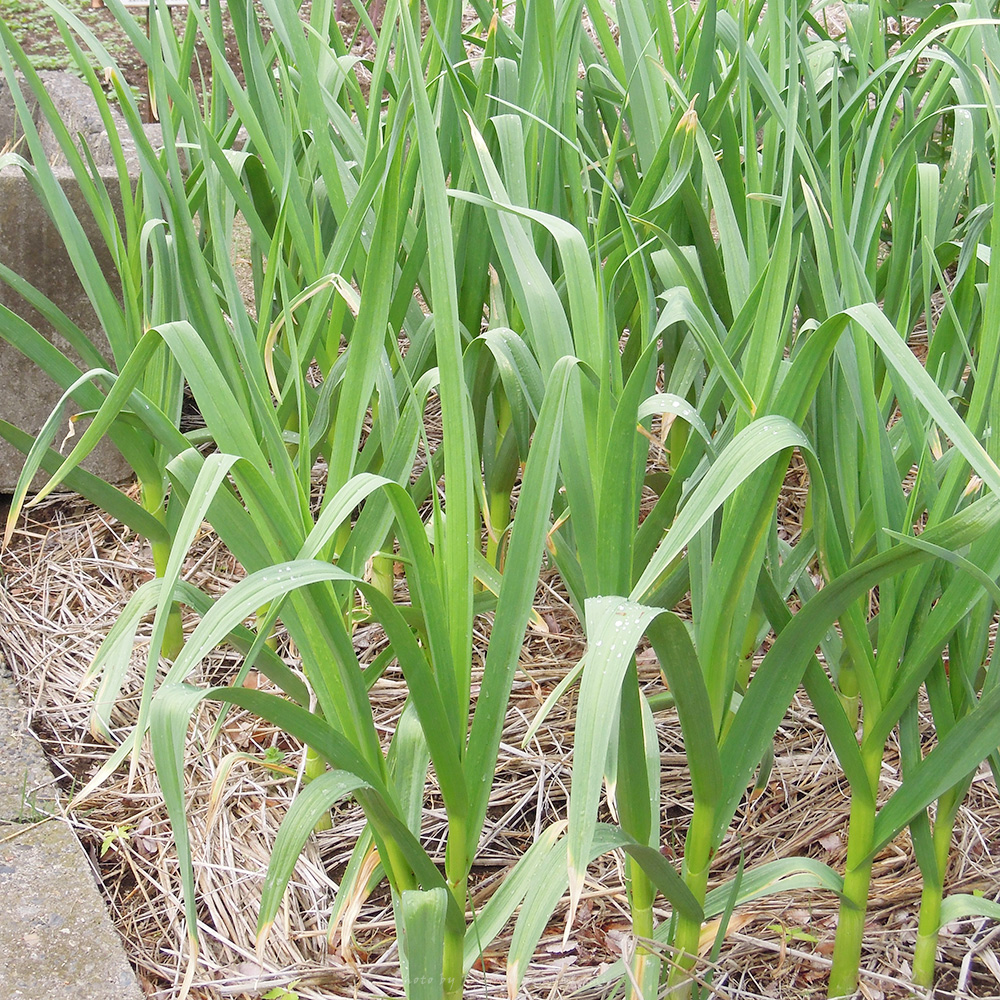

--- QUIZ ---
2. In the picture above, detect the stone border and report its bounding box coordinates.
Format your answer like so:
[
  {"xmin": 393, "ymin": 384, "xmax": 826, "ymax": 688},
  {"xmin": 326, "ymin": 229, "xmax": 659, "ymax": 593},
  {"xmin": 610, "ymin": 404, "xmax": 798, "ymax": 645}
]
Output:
[
  {"xmin": 0, "ymin": 71, "xmax": 161, "ymax": 491},
  {"xmin": 0, "ymin": 665, "xmax": 144, "ymax": 999}
]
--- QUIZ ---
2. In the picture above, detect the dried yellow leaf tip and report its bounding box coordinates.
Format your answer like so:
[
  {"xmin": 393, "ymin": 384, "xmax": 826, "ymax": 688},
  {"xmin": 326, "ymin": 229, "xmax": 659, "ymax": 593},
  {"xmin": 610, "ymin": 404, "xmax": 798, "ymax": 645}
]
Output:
[
  {"xmin": 563, "ymin": 867, "xmax": 584, "ymax": 946},
  {"xmin": 255, "ymin": 920, "xmax": 273, "ymax": 963},
  {"xmin": 677, "ymin": 97, "xmax": 699, "ymax": 135},
  {"xmin": 177, "ymin": 939, "xmax": 198, "ymax": 1000},
  {"xmin": 505, "ymin": 960, "xmax": 520, "ymax": 1000},
  {"xmin": 328, "ymin": 844, "xmax": 381, "ymax": 966},
  {"xmin": 697, "ymin": 912, "xmax": 755, "ymax": 955},
  {"xmin": 964, "ymin": 474, "xmax": 984, "ymax": 497}
]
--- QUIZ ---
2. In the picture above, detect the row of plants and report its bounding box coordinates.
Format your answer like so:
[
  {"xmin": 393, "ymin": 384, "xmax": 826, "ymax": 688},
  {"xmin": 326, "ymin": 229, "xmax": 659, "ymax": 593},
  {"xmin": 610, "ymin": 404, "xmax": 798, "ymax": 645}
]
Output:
[{"xmin": 3, "ymin": 0, "xmax": 1000, "ymax": 996}]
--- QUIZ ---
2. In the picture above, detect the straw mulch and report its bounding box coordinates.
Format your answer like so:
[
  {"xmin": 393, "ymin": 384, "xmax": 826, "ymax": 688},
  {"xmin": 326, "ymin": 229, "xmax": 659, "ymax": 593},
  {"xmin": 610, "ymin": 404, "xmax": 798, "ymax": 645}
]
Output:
[{"xmin": 1, "ymin": 488, "xmax": 999, "ymax": 1000}]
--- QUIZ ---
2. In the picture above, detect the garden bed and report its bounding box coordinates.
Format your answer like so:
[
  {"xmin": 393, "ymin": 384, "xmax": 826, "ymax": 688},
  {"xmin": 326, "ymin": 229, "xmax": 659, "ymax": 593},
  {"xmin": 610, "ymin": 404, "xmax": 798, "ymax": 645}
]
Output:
[
  {"xmin": 3, "ymin": 0, "xmax": 1000, "ymax": 998},
  {"xmin": 2, "ymin": 490, "xmax": 999, "ymax": 999}
]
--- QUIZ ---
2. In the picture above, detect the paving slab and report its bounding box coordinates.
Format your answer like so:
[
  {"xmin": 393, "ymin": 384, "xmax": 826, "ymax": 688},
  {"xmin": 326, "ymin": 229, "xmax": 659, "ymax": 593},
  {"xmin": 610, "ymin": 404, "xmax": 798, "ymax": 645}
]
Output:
[
  {"xmin": 0, "ymin": 821, "xmax": 146, "ymax": 1000},
  {"xmin": 0, "ymin": 667, "xmax": 144, "ymax": 1000},
  {"xmin": 0, "ymin": 665, "xmax": 58, "ymax": 821}
]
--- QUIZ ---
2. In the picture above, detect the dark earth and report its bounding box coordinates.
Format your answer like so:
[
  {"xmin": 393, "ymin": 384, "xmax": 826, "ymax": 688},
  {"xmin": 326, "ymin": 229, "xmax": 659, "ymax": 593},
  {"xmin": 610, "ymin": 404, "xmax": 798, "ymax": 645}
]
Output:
[{"xmin": 3, "ymin": 0, "xmax": 368, "ymax": 119}]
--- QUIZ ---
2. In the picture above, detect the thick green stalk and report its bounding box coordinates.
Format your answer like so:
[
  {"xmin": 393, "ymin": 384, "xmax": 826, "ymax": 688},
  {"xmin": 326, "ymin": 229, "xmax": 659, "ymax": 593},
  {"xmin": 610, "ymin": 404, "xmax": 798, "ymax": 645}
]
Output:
[
  {"xmin": 626, "ymin": 859, "xmax": 658, "ymax": 999},
  {"xmin": 303, "ymin": 747, "xmax": 333, "ymax": 832},
  {"xmin": 615, "ymin": 660, "xmax": 659, "ymax": 998},
  {"xmin": 912, "ymin": 791, "xmax": 961, "ymax": 987},
  {"xmin": 485, "ymin": 487, "xmax": 511, "ymax": 569},
  {"xmin": 143, "ymin": 485, "xmax": 184, "ymax": 660},
  {"xmin": 913, "ymin": 880, "xmax": 945, "ymax": 987},
  {"xmin": 669, "ymin": 799, "xmax": 714, "ymax": 994},
  {"xmin": 255, "ymin": 602, "xmax": 279, "ymax": 651},
  {"xmin": 150, "ymin": 533, "xmax": 184, "ymax": 657},
  {"xmin": 442, "ymin": 905, "xmax": 465, "ymax": 1000},
  {"xmin": 828, "ymin": 747, "xmax": 881, "ymax": 998},
  {"xmin": 382, "ymin": 836, "xmax": 418, "ymax": 897},
  {"xmin": 370, "ymin": 542, "xmax": 396, "ymax": 603},
  {"xmin": 835, "ymin": 651, "xmax": 860, "ymax": 732},
  {"xmin": 443, "ymin": 814, "xmax": 469, "ymax": 1000},
  {"xmin": 484, "ymin": 393, "xmax": 515, "ymax": 569}
]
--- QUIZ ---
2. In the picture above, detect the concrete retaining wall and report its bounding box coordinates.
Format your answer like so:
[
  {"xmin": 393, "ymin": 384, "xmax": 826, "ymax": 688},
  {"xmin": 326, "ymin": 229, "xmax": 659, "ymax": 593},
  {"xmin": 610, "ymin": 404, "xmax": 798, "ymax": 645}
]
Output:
[
  {"xmin": 0, "ymin": 663, "xmax": 144, "ymax": 999},
  {"xmin": 0, "ymin": 72, "xmax": 158, "ymax": 492}
]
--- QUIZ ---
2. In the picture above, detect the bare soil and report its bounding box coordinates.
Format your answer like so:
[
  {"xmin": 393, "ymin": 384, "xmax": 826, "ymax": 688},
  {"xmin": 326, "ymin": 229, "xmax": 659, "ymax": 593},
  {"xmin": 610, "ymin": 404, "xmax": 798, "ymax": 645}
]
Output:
[{"xmin": 3, "ymin": 0, "xmax": 367, "ymax": 118}]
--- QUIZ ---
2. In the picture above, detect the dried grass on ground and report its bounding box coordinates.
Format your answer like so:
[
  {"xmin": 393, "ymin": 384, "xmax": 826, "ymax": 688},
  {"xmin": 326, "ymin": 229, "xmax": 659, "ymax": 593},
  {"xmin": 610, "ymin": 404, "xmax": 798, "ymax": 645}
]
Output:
[{"xmin": 2, "ymin": 490, "xmax": 1000, "ymax": 999}]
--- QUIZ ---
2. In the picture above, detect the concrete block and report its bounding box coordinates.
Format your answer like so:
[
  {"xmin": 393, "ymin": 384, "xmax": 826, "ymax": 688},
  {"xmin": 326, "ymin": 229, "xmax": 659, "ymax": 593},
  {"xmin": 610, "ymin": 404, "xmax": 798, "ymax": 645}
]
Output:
[
  {"xmin": 0, "ymin": 668, "xmax": 144, "ymax": 999},
  {"xmin": 0, "ymin": 71, "xmax": 156, "ymax": 491},
  {"xmin": 0, "ymin": 666, "xmax": 57, "ymax": 822},
  {"xmin": 0, "ymin": 821, "xmax": 145, "ymax": 999}
]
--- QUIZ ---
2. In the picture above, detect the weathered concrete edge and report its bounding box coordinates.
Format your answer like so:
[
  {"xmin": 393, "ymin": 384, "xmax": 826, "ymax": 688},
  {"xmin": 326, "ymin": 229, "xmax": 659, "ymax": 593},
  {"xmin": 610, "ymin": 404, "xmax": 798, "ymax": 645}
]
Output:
[
  {"xmin": 0, "ymin": 69, "xmax": 159, "ymax": 491},
  {"xmin": 0, "ymin": 665, "xmax": 145, "ymax": 1000}
]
